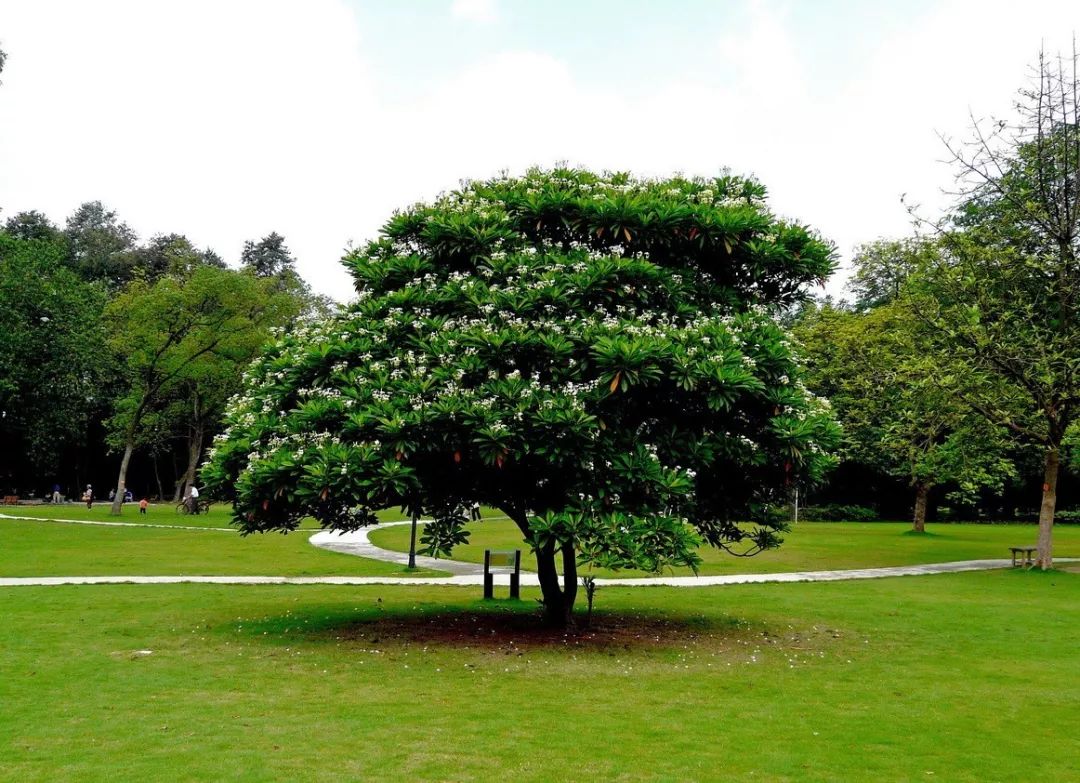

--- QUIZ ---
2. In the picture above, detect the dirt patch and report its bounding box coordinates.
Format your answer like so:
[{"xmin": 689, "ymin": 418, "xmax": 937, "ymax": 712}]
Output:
[
  {"xmin": 324, "ymin": 609, "xmax": 729, "ymax": 651},
  {"xmin": 239, "ymin": 603, "xmax": 838, "ymax": 657}
]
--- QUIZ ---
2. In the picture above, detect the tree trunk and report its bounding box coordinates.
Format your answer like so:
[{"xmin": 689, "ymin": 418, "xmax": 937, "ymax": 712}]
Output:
[
  {"xmin": 178, "ymin": 421, "xmax": 205, "ymax": 500},
  {"xmin": 561, "ymin": 543, "xmax": 578, "ymax": 621},
  {"xmin": 110, "ymin": 440, "xmax": 134, "ymax": 515},
  {"xmin": 534, "ymin": 541, "xmax": 568, "ymax": 626},
  {"xmin": 912, "ymin": 482, "xmax": 930, "ymax": 533},
  {"xmin": 506, "ymin": 508, "xmax": 578, "ymax": 626},
  {"xmin": 1036, "ymin": 447, "xmax": 1059, "ymax": 569}
]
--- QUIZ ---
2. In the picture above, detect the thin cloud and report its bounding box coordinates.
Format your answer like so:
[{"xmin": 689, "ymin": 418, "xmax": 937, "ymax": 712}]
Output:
[
  {"xmin": 451, "ymin": 0, "xmax": 498, "ymax": 24},
  {"xmin": 0, "ymin": 0, "xmax": 1077, "ymax": 302}
]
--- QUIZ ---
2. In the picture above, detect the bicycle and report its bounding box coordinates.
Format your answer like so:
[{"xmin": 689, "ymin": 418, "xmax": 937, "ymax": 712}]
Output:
[{"xmin": 175, "ymin": 497, "xmax": 213, "ymax": 515}]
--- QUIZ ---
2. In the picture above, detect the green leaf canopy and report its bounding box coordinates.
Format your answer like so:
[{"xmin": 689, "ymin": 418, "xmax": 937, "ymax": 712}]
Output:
[{"xmin": 203, "ymin": 167, "xmax": 839, "ymax": 574}]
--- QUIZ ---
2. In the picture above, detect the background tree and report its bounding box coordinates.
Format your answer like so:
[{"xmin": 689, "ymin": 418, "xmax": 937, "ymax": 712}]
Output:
[
  {"xmin": 0, "ymin": 229, "xmax": 108, "ymax": 491},
  {"xmin": 64, "ymin": 201, "xmax": 138, "ymax": 287},
  {"xmin": 175, "ymin": 288, "xmax": 304, "ymax": 500},
  {"xmin": 199, "ymin": 248, "xmax": 226, "ymax": 269},
  {"xmin": 105, "ymin": 266, "xmax": 300, "ymax": 514},
  {"xmin": 203, "ymin": 167, "xmax": 840, "ymax": 625},
  {"xmin": 130, "ymin": 233, "xmax": 225, "ymax": 282},
  {"xmin": 241, "ymin": 232, "xmax": 295, "ymax": 279},
  {"xmin": 796, "ymin": 301, "xmax": 1014, "ymax": 531},
  {"xmin": 846, "ymin": 238, "xmax": 930, "ymax": 311},
  {"xmin": 4, "ymin": 211, "xmax": 63, "ymax": 243},
  {"xmin": 909, "ymin": 47, "xmax": 1080, "ymax": 567},
  {"xmin": 240, "ymin": 230, "xmax": 335, "ymax": 317}
]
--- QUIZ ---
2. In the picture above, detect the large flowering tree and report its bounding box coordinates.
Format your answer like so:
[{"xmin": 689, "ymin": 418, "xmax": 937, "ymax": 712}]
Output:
[{"xmin": 203, "ymin": 168, "xmax": 839, "ymax": 624}]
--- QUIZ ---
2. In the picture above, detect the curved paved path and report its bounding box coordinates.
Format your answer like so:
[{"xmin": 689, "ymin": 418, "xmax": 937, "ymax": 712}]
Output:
[
  {"xmin": 311, "ymin": 522, "xmax": 483, "ymax": 575},
  {"xmin": 3, "ymin": 512, "xmax": 1072, "ymax": 588},
  {"xmin": 0, "ymin": 559, "xmax": 1067, "ymax": 588},
  {"xmin": 308, "ymin": 520, "xmax": 1077, "ymax": 584}
]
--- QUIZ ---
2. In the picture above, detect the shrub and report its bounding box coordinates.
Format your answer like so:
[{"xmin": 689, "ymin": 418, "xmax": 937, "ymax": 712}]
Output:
[{"xmin": 798, "ymin": 504, "xmax": 877, "ymax": 522}]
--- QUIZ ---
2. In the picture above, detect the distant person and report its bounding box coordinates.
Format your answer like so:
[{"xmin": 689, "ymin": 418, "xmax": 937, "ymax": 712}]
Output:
[
  {"xmin": 139, "ymin": 498, "xmax": 148, "ymax": 515},
  {"xmin": 108, "ymin": 488, "xmax": 116, "ymax": 502},
  {"xmin": 124, "ymin": 488, "xmax": 133, "ymax": 503},
  {"xmin": 51, "ymin": 483, "xmax": 61, "ymax": 504},
  {"xmin": 84, "ymin": 484, "xmax": 93, "ymax": 510},
  {"xmin": 470, "ymin": 502, "xmax": 482, "ymax": 522},
  {"xmin": 186, "ymin": 484, "xmax": 200, "ymax": 514}
]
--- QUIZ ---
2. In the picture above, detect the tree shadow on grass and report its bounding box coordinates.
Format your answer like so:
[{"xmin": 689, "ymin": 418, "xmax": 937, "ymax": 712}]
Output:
[{"xmin": 227, "ymin": 600, "xmax": 817, "ymax": 654}]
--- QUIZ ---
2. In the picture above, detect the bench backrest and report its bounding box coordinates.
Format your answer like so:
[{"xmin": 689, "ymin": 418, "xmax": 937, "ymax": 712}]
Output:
[{"xmin": 484, "ymin": 549, "xmax": 520, "ymax": 575}]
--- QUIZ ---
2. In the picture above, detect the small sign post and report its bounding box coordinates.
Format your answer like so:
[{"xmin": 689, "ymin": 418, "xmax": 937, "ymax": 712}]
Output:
[
  {"xmin": 407, "ymin": 513, "xmax": 418, "ymax": 569},
  {"xmin": 484, "ymin": 549, "xmax": 521, "ymax": 600}
]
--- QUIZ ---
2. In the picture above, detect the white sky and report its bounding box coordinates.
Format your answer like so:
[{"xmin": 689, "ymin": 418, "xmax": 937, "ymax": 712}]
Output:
[{"xmin": 1, "ymin": 0, "xmax": 1078, "ymax": 300}]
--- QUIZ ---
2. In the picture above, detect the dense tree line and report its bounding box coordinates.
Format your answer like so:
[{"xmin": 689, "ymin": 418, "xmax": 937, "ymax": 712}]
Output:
[
  {"xmin": 0, "ymin": 202, "xmax": 329, "ymax": 508},
  {"xmin": 795, "ymin": 47, "xmax": 1080, "ymax": 567}
]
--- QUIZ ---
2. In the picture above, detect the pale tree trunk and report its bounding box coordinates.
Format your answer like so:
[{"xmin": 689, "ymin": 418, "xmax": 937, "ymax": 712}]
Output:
[
  {"xmin": 112, "ymin": 398, "xmax": 151, "ymax": 514},
  {"xmin": 110, "ymin": 440, "xmax": 134, "ymax": 515},
  {"xmin": 912, "ymin": 482, "xmax": 930, "ymax": 533},
  {"xmin": 178, "ymin": 393, "xmax": 205, "ymax": 500},
  {"xmin": 1036, "ymin": 447, "xmax": 1059, "ymax": 569},
  {"xmin": 178, "ymin": 422, "xmax": 205, "ymax": 500}
]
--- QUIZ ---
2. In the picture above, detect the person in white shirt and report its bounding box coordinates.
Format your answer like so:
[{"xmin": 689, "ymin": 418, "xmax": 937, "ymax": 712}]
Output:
[{"xmin": 187, "ymin": 484, "xmax": 200, "ymax": 513}]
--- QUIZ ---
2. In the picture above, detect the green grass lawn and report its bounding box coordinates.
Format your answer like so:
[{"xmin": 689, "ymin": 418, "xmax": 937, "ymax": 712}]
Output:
[
  {"xmin": 1, "ymin": 570, "xmax": 1078, "ymax": 781},
  {"xmin": 7, "ymin": 504, "xmax": 1077, "ymax": 581},
  {"xmin": 1, "ymin": 502, "xmax": 416, "ymax": 530},
  {"xmin": 0, "ymin": 513, "xmax": 446, "ymax": 578},
  {"xmin": 370, "ymin": 518, "xmax": 1080, "ymax": 577}
]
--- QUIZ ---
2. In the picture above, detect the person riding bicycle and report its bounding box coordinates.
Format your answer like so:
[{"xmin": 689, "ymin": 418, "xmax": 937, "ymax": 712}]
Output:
[{"xmin": 186, "ymin": 484, "xmax": 200, "ymax": 514}]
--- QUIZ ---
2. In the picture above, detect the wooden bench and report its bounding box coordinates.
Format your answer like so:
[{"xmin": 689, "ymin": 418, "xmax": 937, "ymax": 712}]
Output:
[
  {"xmin": 1009, "ymin": 546, "xmax": 1037, "ymax": 568},
  {"xmin": 2, "ymin": 495, "xmax": 18, "ymax": 506}
]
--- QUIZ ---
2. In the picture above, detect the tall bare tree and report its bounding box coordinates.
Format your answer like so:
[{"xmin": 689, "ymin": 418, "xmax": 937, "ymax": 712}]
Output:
[{"xmin": 910, "ymin": 44, "xmax": 1080, "ymax": 567}]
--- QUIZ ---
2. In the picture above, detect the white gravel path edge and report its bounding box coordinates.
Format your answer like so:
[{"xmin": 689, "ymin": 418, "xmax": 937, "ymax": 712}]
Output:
[{"xmin": 4, "ymin": 558, "xmax": 1072, "ymax": 588}]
